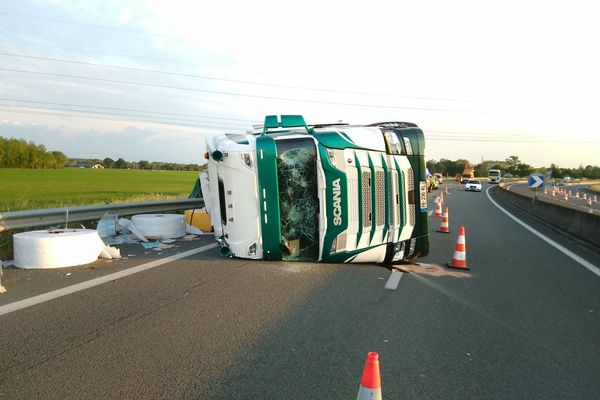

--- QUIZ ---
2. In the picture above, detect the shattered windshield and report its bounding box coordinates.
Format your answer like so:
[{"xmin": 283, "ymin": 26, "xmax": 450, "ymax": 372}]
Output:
[{"xmin": 275, "ymin": 137, "xmax": 319, "ymax": 261}]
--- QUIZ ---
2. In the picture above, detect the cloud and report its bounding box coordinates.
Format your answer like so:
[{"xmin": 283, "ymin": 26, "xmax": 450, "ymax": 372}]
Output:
[{"xmin": 0, "ymin": 122, "xmax": 211, "ymax": 163}]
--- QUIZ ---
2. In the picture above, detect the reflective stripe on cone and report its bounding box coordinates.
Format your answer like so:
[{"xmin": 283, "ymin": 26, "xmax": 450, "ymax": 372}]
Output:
[
  {"xmin": 437, "ymin": 207, "xmax": 450, "ymax": 233},
  {"xmin": 447, "ymin": 226, "xmax": 469, "ymax": 270},
  {"xmin": 357, "ymin": 352, "xmax": 382, "ymax": 400}
]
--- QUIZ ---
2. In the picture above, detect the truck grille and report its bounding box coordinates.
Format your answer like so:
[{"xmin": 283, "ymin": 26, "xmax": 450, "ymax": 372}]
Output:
[
  {"xmin": 375, "ymin": 168, "xmax": 385, "ymax": 227},
  {"xmin": 407, "ymin": 168, "xmax": 415, "ymax": 226},
  {"xmin": 389, "ymin": 171, "xmax": 399, "ymax": 226},
  {"xmin": 361, "ymin": 169, "xmax": 371, "ymax": 228},
  {"xmin": 407, "ymin": 168, "xmax": 414, "ymax": 189}
]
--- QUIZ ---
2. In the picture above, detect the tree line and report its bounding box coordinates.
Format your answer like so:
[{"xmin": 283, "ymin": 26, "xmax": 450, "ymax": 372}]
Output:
[
  {"xmin": 0, "ymin": 137, "xmax": 68, "ymax": 168},
  {"xmin": 549, "ymin": 163, "xmax": 600, "ymax": 179},
  {"xmin": 427, "ymin": 155, "xmax": 600, "ymax": 179},
  {"xmin": 76, "ymin": 157, "xmax": 204, "ymax": 171},
  {"xmin": 1, "ymin": 136, "xmax": 204, "ymax": 171}
]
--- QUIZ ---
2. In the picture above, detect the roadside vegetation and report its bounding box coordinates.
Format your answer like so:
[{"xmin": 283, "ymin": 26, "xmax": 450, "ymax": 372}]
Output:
[
  {"xmin": 0, "ymin": 137, "xmax": 68, "ymax": 168},
  {"xmin": 427, "ymin": 155, "xmax": 600, "ymax": 180},
  {"xmin": 1, "ymin": 135, "xmax": 203, "ymax": 171},
  {"xmin": 0, "ymin": 168, "xmax": 198, "ymax": 212}
]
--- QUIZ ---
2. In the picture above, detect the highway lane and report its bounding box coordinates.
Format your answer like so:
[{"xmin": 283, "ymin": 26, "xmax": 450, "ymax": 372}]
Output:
[{"xmin": 1, "ymin": 183, "xmax": 599, "ymax": 399}]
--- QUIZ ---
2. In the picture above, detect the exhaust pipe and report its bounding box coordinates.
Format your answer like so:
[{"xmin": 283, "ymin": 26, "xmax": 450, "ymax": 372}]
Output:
[
  {"xmin": 211, "ymin": 151, "xmax": 224, "ymax": 162},
  {"xmin": 219, "ymin": 246, "xmax": 232, "ymax": 257}
]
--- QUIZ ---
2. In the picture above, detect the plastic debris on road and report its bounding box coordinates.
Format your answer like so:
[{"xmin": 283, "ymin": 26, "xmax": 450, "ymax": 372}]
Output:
[
  {"xmin": 142, "ymin": 240, "xmax": 162, "ymax": 249},
  {"xmin": 117, "ymin": 218, "xmax": 148, "ymax": 242},
  {"xmin": 97, "ymin": 213, "xmax": 118, "ymax": 238}
]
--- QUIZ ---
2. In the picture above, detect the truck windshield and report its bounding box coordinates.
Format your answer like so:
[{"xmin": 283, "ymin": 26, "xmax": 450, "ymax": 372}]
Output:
[
  {"xmin": 275, "ymin": 137, "xmax": 319, "ymax": 261},
  {"xmin": 489, "ymin": 171, "xmax": 500, "ymax": 176}
]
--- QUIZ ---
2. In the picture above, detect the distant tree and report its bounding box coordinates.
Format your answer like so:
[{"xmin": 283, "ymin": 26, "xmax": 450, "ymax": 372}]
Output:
[
  {"xmin": 115, "ymin": 158, "xmax": 127, "ymax": 169},
  {"xmin": 138, "ymin": 160, "xmax": 150, "ymax": 170},
  {"xmin": 516, "ymin": 163, "xmax": 534, "ymax": 177},
  {"xmin": 505, "ymin": 155, "xmax": 521, "ymax": 176},
  {"xmin": 52, "ymin": 151, "xmax": 68, "ymax": 168},
  {"xmin": 426, "ymin": 160, "xmax": 436, "ymax": 173},
  {"xmin": 549, "ymin": 163, "xmax": 562, "ymax": 178},
  {"xmin": 0, "ymin": 136, "xmax": 68, "ymax": 168},
  {"xmin": 103, "ymin": 157, "xmax": 115, "ymax": 168}
]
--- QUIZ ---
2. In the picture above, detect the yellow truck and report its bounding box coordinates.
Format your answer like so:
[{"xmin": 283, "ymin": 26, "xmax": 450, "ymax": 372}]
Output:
[{"xmin": 460, "ymin": 165, "xmax": 475, "ymax": 183}]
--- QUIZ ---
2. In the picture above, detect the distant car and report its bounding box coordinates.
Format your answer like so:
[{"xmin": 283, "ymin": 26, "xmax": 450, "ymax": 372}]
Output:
[{"xmin": 465, "ymin": 180, "xmax": 482, "ymax": 192}]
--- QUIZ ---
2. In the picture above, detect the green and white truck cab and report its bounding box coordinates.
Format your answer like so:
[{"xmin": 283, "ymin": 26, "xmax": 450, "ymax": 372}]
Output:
[{"xmin": 202, "ymin": 115, "xmax": 429, "ymax": 264}]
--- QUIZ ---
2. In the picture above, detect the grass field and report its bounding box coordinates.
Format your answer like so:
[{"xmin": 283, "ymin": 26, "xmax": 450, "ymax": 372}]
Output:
[{"xmin": 0, "ymin": 168, "xmax": 199, "ymax": 212}]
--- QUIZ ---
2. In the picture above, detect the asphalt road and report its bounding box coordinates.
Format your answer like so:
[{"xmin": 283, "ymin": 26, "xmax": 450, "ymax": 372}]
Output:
[{"xmin": 1, "ymin": 182, "xmax": 599, "ymax": 399}]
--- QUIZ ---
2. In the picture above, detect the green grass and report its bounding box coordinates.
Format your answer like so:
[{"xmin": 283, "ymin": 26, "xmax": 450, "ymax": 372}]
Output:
[
  {"xmin": 0, "ymin": 168, "xmax": 199, "ymax": 212},
  {"xmin": 591, "ymin": 184, "xmax": 600, "ymax": 193}
]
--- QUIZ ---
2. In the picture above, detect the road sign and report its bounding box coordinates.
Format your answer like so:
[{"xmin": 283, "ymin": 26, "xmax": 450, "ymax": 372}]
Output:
[{"xmin": 528, "ymin": 173, "xmax": 545, "ymax": 189}]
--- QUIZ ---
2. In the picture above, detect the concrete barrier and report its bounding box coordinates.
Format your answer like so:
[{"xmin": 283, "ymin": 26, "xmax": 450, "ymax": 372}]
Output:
[{"xmin": 495, "ymin": 185, "xmax": 600, "ymax": 247}]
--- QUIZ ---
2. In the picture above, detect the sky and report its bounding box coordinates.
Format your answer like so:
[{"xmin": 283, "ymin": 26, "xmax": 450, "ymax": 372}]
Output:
[{"xmin": 0, "ymin": 0, "xmax": 598, "ymax": 168}]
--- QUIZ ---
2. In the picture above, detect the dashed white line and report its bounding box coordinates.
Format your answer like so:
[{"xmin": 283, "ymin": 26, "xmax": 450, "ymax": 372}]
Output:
[
  {"xmin": 486, "ymin": 186, "xmax": 600, "ymax": 278},
  {"xmin": 0, "ymin": 243, "xmax": 219, "ymax": 317},
  {"xmin": 384, "ymin": 270, "xmax": 404, "ymax": 290}
]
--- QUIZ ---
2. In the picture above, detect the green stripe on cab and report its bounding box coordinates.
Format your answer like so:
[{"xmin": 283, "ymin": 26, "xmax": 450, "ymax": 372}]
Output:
[{"xmin": 256, "ymin": 135, "xmax": 283, "ymax": 260}]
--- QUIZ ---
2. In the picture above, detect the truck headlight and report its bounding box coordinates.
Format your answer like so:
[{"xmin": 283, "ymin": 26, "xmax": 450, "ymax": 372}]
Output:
[
  {"xmin": 330, "ymin": 232, "xmax": 347, "ymax": 254},
  {"xmin": 241, "ymin": 153, "xmax": 253, "ymax": 169},
  {"xmin": 327, "ymin": 149, "xmax": 336, "ymax": 167},
  {"xmin": 247, "ymin": 242, "xmax": 257, "ymax": 256},
  {"xmin": 330, "ymin": 240, "xmax": 337, "ymax": 254}
]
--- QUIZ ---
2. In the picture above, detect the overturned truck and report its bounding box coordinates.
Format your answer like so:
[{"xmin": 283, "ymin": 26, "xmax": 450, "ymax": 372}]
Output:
[{"xmin": 201, "ymin": 115, "xmax": 429, "ymax": 264}]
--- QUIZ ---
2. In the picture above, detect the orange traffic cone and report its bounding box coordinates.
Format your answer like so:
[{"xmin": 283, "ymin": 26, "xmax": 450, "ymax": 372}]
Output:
[
  {"xmin": 440, "ymin": 192, "xmax": 444, "ymax": 203},
  {"xmin": 447, "ymin": 226, "xmax": 469, "ymax": 270},
  {"xmin": 433, "ymin": 198, "xmax": 443, "ymax": 218},
  {"xmin": 445, "ymin": 186, "xmax": 449, "ymax": 195},
  {"xmin": 437, "ymin": 207, "xmax": 450, "ymax": 233},
  {"xmin": 357, "ymin": 352, "xmax": 382, "ymax": 400}
]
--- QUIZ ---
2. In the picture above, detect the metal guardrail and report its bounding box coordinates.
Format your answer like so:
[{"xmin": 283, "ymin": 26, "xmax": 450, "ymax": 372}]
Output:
[{"xmin": 0, "ymin": 198, "xmax": 204, "ymax": 233}]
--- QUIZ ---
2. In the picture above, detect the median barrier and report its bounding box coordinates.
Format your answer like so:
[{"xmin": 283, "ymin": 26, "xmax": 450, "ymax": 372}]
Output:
[{"xmin": 495, "ymin": 185, "xmax": 600, "ymax": 247}]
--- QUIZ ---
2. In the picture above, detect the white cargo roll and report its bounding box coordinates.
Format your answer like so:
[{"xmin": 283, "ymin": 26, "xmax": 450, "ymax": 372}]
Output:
[
  {"xmin": 14, "ymin": 229, "xmax": 106, "ymax": 269},
  {"xmin": 131, "ymin": 214, "xmax": 186, "ymax": 240}
]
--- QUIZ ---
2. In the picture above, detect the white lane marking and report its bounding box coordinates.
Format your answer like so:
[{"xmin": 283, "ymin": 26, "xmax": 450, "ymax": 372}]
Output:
[
  {"xmin": 486, "ymin": 187, "xmax": 600, "ymax": 278},
  {"xmin": 0, "ymin": 243, "xmax": 219, "ymax": 317},
  {"xmin": 384, "ymin": 270, "xmax": 404, "ymax": 290}
]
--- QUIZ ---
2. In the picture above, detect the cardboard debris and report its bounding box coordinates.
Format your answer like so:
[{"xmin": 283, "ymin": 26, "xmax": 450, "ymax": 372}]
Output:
[{"xmin": 99, "ymin": 245, "xmax": 122, "ymax": 260}]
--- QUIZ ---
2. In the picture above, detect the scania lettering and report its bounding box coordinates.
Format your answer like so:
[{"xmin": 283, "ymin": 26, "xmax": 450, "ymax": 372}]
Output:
[
  {"xmin": 332, "ymin": 178, "xmax": 342, "ymax": 226},
  {"xmin": 202, "ymin": 115, "xmax": 429, "ymax": 264}
]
